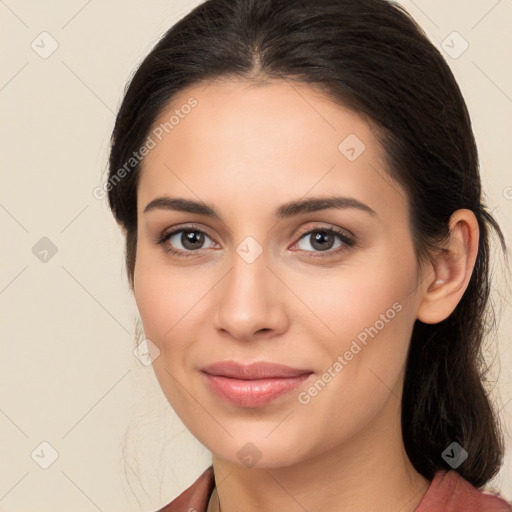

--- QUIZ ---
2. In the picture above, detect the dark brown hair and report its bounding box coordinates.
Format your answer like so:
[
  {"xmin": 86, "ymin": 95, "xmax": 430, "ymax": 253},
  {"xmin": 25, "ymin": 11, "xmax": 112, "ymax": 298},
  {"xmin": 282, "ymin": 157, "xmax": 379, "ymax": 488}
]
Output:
[{"xmin": 107, "ymin": 0, "xmax": 507, "ymax": 487}]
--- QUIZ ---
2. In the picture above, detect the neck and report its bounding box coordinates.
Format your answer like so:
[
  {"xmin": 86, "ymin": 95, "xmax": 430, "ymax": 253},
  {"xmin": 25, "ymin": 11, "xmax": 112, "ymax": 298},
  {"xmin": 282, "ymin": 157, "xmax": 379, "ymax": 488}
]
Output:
[{"xmin": 210, "ymin": 392, "xmax": 429, "ymax": 512}]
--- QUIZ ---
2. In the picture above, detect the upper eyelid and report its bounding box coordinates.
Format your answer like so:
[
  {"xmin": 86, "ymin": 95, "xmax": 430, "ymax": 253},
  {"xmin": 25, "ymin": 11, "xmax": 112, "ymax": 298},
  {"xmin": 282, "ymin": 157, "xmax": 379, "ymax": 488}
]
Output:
[
  {"xmin": 295, "ymin": 223, "xmax": 353, "ymax": 240},
  {"xmin": 162, "ymin": 224, "xmax": 216, "ymax": 243},
  {"xmin": 161, "ymin": 223, "xmax": 353, "ymax": 248},
  {"xmin": 162, "ymin": 223, "xmax": 350, "ymax": 237}
]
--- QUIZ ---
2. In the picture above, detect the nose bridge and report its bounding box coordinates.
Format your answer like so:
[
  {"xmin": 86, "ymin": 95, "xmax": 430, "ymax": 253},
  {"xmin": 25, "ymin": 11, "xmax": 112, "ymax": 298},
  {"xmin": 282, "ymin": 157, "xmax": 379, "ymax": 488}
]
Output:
[
  {"xmin": 223, "ymin": 243, "xmax": 270, "ymax": 313},
  {"xmin": 213, "ymin": 239, "xmax": 287, "ymax": 338},
  {"xmin": 224, "ymin": 230, "xmax": 269, "ymax": 294}
]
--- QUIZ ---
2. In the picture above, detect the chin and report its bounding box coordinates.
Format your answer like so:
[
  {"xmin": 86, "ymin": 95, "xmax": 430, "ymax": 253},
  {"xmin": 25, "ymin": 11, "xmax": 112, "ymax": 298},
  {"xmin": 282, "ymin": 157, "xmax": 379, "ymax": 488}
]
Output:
[{"xmin": 207, "ymin": 431, "xmax": 311, "ymax": 470}]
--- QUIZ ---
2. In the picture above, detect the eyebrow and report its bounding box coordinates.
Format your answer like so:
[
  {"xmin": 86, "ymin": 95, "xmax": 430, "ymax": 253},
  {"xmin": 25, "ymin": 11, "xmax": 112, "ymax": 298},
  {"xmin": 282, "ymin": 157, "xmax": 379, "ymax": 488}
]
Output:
[{"xmin": 143, "ymin": 195, "xmax": 376, "ymax": 218}]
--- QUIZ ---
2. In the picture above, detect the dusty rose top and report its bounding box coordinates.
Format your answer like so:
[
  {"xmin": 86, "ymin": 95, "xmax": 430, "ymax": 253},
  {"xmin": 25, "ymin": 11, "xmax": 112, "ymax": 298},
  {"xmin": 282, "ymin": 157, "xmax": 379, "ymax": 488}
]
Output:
[{"xmin": 157, "ymin": 465, "xmax": 512, "ymax": 512}]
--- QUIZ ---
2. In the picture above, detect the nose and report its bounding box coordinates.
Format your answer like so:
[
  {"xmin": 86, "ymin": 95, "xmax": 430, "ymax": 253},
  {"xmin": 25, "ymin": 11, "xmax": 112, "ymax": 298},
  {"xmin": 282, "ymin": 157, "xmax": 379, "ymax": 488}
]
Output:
[{"xmin": 212, "ymin": 249, "xmax": 289, "ymax": 341}]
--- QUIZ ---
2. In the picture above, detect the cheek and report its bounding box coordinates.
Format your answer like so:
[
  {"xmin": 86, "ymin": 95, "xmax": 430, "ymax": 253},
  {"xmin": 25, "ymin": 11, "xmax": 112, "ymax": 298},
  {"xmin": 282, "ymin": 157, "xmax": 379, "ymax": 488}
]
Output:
[
  {"xmin": 302, "ymin": 255, "xmax": 417, "ymax": 357},
  {"xmin": 133, "ymin": 248, "xmax": 185, "ymax": 353},
  {"xmin": 133, "ymin": 249, "xmax": 214, "ymax": 362},
  {"xmin": 133, "ymin": 256, "xmax": 202, "ymax": 415},
  {"xmin": 294, "ymin": 284, "xmax": 415, "ymax": 450},
  {"xmin": 133, "ymin": 270, "xmax": 169, "ymax": 346},
  {"xmin": 298, "ymin": 246, "xmax": 419, "ymax": 409}
]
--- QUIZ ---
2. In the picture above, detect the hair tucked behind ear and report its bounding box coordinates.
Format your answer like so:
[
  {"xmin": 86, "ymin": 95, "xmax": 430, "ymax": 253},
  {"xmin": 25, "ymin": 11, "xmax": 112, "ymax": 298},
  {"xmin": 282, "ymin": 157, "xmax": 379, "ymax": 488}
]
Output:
[{"xmin": 107, "ymin": 0, "xmax": 508, "ymax": 487}]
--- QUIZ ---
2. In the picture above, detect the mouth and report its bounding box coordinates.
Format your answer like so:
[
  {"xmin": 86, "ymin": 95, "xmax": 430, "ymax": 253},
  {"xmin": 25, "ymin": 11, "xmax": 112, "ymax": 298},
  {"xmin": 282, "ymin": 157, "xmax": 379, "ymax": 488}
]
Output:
[{"xmin": 200, "ymin": 360, "xmax": 314, "ymax": 407}]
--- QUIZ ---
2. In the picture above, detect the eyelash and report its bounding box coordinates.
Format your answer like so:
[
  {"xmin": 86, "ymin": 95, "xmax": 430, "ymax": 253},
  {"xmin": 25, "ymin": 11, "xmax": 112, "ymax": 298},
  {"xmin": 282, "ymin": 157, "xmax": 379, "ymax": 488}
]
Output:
[{"xmin": 155, "ymin": 223, "xmax": 355, "ymax": 259}]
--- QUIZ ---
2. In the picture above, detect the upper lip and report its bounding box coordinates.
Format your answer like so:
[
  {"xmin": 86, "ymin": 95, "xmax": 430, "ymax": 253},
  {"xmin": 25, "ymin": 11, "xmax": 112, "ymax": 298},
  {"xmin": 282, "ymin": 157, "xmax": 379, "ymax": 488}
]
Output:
[{"xmin": 200, "ymin": 360, "xmax": 313, "ymax": 379}]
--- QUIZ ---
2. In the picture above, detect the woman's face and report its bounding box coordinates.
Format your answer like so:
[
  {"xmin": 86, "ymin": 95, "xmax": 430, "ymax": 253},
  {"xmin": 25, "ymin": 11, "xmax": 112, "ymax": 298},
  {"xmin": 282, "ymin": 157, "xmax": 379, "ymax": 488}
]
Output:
[{"xmin": 134, "ymin": 79, "xmax": 425, "ymax": 468}]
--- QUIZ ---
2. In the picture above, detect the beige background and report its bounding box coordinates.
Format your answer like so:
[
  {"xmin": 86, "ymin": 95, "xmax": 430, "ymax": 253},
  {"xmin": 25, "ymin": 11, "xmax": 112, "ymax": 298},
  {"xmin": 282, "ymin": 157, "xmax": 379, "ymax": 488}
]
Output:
[{"xmin": 0, "ymin": 0, "xmax": 511, "ymax": 510}]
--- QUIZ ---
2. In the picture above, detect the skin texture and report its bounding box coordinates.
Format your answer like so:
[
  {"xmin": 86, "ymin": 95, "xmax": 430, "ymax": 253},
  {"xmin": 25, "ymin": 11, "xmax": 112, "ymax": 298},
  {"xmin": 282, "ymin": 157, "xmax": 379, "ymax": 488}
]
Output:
[{"xmin": 133, "ymin": 79, "xmax": 479, "ymax": 512}]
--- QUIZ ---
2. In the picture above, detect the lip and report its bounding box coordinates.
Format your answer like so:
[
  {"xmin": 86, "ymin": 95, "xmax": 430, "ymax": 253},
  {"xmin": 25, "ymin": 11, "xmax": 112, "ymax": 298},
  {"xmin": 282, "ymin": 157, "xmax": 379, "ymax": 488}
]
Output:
[
  {"xmin": 200, "ymin": 360, "xmax": 314, "ymax": 407},
  {"xmin": 200, "ymin": 360, "xmax": 313, "ymax": 379}
]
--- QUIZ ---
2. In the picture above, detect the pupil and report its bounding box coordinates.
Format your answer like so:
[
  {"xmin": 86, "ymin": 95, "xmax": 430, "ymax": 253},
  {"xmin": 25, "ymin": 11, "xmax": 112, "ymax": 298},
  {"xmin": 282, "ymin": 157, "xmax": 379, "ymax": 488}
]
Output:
[
  {"xmin": 183, "ymin": 231, "xmax": 204, "ymax": 249},
  {"xmin": 312, "ymin": 231, "xmax": 334, "ymax": 251}
]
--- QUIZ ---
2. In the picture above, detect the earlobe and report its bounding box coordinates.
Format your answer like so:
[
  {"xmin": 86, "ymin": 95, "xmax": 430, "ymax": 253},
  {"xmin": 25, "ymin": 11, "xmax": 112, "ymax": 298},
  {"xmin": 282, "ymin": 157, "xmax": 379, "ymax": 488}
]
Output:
[{"xmin": 416, "ymin": 209, "xmax": 479, "ymax": 325}]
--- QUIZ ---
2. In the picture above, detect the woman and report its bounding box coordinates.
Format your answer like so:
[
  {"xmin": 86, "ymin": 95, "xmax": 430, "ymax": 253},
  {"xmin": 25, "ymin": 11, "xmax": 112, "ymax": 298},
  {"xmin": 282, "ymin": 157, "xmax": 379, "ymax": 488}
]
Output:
[{"xmin": 106, "ymin": 0, "xmax": 511, "ymax": 510}]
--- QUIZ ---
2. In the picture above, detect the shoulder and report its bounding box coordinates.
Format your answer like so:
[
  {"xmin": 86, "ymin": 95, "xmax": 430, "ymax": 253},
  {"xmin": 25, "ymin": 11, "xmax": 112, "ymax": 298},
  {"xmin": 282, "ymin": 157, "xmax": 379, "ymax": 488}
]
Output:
[
  {"xmin": 156, "ymin": 465, "xmax": 215, "ymax": 512},
  {"xmin": 415, "ymin": 469, "xmax": 512, "ymax": 512},
  {"xmin": 152, "ymin": 466, "xmax": 512, "ymax": 512}
]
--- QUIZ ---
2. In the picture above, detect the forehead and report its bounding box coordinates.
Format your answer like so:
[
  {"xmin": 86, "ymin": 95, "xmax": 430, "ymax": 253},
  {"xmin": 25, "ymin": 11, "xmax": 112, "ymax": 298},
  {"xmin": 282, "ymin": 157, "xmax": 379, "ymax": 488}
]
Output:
[
  {"xmin": 143, "ymin": 78, "xmax": 377, "ymax": 167},
  {"xmin": 137, "ymin": 79, "xmax": 406, "ymax": 221}
]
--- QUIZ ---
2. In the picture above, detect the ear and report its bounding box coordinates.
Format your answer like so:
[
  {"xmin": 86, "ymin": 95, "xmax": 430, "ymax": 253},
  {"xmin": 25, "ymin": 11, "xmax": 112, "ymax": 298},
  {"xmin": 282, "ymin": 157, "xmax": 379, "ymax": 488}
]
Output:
[{"xmin": 416, "ymin": 209, "xmax": 479, "ymax": 324}]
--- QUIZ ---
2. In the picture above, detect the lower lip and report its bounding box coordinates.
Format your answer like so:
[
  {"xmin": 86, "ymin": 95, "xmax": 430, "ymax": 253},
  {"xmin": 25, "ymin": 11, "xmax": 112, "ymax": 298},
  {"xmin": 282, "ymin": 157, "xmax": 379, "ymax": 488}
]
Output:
[{"xmin": 201, "ymin": 372, "xmax": 312, "ymax": 407}]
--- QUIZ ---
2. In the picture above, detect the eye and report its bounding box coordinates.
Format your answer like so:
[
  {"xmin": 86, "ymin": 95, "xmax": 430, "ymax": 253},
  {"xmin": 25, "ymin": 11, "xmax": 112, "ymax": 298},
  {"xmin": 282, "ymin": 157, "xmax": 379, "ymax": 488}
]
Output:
[
  {"xmin": 156, "ymin": 227, "xmax": 216, "ymax": 257},
  {"xmin": 293, "ymin": 225, "xmax": 355, "ymax": 257},
  {"xmin": 155, "ymin": 223, "xmax": 355, "ymax": 259}
]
